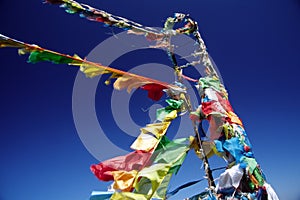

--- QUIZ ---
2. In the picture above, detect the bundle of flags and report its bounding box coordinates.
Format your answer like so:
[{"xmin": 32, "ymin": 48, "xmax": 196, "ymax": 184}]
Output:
[
  {"xmin": 1, "ymin": 1, "xmax": 280, "ymax": 198},
  {"xmin": 89, "ymin": 99, "xmax": 192, "ymax": 200},
  {"xmin": 189, "ymin": 75, "xmax": 279, "ymax": 200}
]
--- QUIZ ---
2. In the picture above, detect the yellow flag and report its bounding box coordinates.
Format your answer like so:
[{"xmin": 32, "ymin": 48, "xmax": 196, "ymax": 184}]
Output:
[
  {"xmin": 227, "ymin": 111, "xmax": 243, "ymax": 126},
  {"xmin": 112, "ymin": 170, "xmax": 138, "ymax": 192},
  {"xmin": 114, "ymin": 75, "xmax": 150, "ymax": 93},
  {"xmin": 131, "ymin": 122, "xmax": 171, "ymax": 151},
  {"xmin": 78, "ymin": 62, "xmax": 111, "ymax": 78},
  {"xmin": 105, "ymin": 73, "xmax": 123, "ymax": 85},
  {"xmin": 110, "ymin": 192, "xmax": 149, "ymax": 200},
  {"xmin": 130, "ymin": 132, "xmax": 159, "ymax": 152},
  {"xmin": 134, "ymin": 163, "xmax": 171, "ymax": 196},
  {"xmin": 140, "ymin": 122, "xmax": 171, "ymax": 138},
  {"xmin": 163, "ymin": 110, "xmax": 177, "ymax": 122},
  {"xmin": 192, "ymin": 139, "xmax": 216, "ymax": 159},
  {"xmin": 69, "ymin": 56, "xmax": 112, "ymax": 78},
  {"xmin": 152, "ymin": 173, "xmax": 172, "ymax": 199}
]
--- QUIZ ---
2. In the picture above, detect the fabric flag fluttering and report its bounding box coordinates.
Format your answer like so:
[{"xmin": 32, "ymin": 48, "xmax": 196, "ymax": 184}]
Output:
[
  {"xmin": 130, "ymin": 122, "xmax": 171, "ymax": 152},
  {"xmin": 90, "ymin": 151, "xmax": 152, "ymax": 182},
  {"xmin": 156, "ymin": 99, "xmax": 183, "ymax": 122}
]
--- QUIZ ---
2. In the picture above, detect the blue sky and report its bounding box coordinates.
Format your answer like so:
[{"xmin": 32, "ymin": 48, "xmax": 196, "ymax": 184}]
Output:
[{"xmin": 1, "ymin": 0, "xmax": 300, "ymax": 200}]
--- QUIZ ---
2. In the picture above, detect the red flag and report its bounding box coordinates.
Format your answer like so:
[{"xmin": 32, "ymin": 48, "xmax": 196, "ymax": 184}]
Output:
[
  {"xmin": 90, "ymin": 151, "xmax": 152, "ymax": 181},
  {"xmin": 215, "ymin": 92, "xmax": 233, "ymax": 113},
  {"xmin": 201, "ymin": 101, "xmax": 227, "ymax": 117},
  {"xmin": 141, "ymin": 83, "xmax": 167, "ymax": 101},
  {"xmin": 201, "ymin": 91, "xmax": 234, "ymax": 117}
]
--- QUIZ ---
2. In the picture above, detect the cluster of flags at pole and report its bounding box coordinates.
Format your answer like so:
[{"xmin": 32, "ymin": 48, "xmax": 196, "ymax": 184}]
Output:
[
  {"xmin": 0, "ymin": 0, "xmax": 280, "ymax": 199},
  {"xmin": 189, "ymin": 76, "xmax": 279, "ymax": 199}
]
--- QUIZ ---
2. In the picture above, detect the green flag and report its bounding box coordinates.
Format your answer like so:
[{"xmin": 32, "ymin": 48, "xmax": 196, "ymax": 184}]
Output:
[
  {"xmin": 27, "ymin": 51, "xmax": 77, "ymax": 64},
  {"xmin": 134, "ymin": 163, "xmax": 171, "ymax": 196},
  {"xmin": 133, "ymin": 136, "xmax": 191, "ymax": 197},
  {"xmin": 156, "ymin": 99, "xmax": 183, "ymax": 121},
  {"xmin": 198, "ymin": 76, "xmax": 221, "ymax": 92},
  {"xmin": 153, "ymin": 137, "xmax": 190, "ymax": 174}
]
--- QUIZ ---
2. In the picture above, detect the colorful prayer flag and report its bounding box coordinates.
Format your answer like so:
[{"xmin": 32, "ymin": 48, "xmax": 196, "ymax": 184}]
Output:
[
  {"xmin": 111, "ymin": 170, "xmax": 138, "ymax": 192},
  {"xmin": 90, "ymin": 151, "xmax": 152, "ymax": 181}
]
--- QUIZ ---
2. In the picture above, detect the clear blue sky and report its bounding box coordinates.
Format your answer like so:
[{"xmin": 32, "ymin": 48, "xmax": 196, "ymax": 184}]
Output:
[{"xmin": 0, "ymin": 0, "xmax": 300, "ymax": 200}]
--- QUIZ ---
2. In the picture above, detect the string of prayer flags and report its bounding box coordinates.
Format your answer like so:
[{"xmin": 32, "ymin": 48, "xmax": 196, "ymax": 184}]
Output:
[
  {"xmin": 46, "ymin": 1, "xmax": 220, "ymax": 78},
  {"xmin": 0, "ymin": 34, "xmax": 184, "ymax": 101},
  {"xmin": 45, "ymin": 0, "xmax": 161, "ymax": 38}
]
